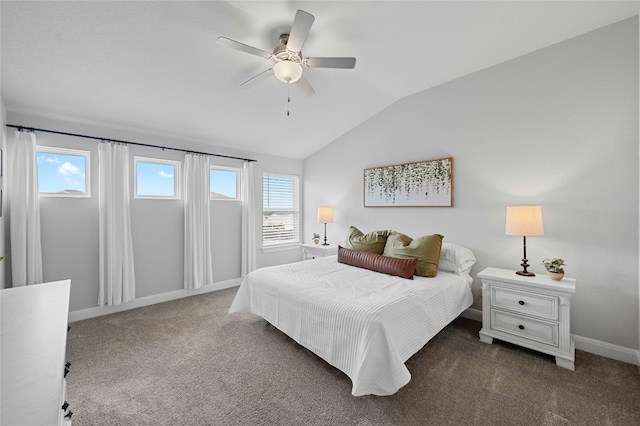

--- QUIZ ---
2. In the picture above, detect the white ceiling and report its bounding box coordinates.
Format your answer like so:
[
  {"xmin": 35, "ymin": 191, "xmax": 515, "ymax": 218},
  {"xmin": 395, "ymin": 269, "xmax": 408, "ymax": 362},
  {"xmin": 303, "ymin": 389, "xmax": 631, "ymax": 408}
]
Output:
[{"xmin": 2, "ymin": 1, "xmax": 639, "ymax": 160}]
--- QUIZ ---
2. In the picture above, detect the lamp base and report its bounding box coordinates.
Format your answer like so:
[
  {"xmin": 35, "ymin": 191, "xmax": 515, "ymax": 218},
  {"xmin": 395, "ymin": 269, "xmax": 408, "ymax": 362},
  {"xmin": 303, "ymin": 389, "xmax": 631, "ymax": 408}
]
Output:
[
  {"xmin": 516, "ymin": 252, "xmax": 535, "ymax": 277},
  {"xmin": 321, "ymin": 222, "xmax": 329, "ymax": 246}
]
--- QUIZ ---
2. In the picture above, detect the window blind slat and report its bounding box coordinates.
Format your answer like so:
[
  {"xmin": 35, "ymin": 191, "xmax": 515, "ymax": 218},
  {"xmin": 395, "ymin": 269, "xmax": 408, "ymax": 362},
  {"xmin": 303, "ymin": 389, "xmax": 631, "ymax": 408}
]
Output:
[{"xmin": 263, "ymin": 173, "xmax": 299, "ymax": 246}]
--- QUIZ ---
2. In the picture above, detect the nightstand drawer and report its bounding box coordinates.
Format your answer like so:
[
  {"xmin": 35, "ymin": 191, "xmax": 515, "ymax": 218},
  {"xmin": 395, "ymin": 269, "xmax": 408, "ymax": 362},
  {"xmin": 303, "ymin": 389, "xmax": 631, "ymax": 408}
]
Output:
[
  {"xmin": 491, "ymin": 309, "xmax": 558, "ymax": 347},
  {"xmin": 491, "ymin": 286, "xmax": 558, "ymax": 320}
]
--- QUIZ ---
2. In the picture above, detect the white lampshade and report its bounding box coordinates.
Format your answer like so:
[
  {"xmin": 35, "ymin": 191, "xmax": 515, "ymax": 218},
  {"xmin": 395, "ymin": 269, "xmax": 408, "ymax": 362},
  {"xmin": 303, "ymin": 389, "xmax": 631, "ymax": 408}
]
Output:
[
  {"xmin": 273, "ymin": 60, "xmax": 302, "ymax": 83},
  {"xmin": 505, "ymin": 206, "xmax": 544, "ymax": 236},
  {"xmin": 317, "ymin": 207, "xmax": 334, "ymax": 224}
]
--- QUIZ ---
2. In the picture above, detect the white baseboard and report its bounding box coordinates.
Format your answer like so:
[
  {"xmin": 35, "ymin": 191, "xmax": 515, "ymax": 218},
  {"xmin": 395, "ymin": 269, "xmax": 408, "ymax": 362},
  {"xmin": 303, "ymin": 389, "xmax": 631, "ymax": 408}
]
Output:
[
  {"xmin": 461, "ymin": 307, "xmax": 640, "ymax": 366},
  {"xmin": 68, "ymin": 278, "xmax": 242, "ymax": 322},
  {"xmin": 571, "ymin": 334, "xmax": 640, "ymax": 366},
  {"xmin": 460, "ymin": 307, "xmax": 482, "ymax": 322}
]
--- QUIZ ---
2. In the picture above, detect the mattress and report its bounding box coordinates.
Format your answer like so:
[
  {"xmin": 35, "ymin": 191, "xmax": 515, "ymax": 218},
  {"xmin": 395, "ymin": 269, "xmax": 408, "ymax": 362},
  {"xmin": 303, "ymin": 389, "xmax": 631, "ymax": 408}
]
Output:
[{"xmin": 229, "ymin": 255, "xmax": 473, "ymax": 396}]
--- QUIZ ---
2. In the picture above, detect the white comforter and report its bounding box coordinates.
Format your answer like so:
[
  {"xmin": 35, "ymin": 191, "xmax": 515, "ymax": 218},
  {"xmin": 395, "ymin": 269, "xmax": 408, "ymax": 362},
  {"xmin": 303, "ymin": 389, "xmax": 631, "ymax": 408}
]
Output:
[{"xmin": 229, "ymin": 255, "xmax": 473, "ymax": 396}]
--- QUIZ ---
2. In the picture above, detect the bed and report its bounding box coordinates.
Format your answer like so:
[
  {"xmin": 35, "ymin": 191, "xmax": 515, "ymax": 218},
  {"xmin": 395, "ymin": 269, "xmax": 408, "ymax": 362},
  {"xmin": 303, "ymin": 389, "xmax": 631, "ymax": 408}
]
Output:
[{"xmin": 228, "ymin": 242, "xmax": 475, "ymax": 396}]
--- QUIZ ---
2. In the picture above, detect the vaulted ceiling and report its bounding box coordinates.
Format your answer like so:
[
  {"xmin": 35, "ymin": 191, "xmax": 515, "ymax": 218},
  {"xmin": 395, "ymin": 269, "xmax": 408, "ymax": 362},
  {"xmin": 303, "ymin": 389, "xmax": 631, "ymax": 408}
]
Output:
[{"xmin": 2, "ymin": 1, "xmax": 638, "ymax": 159}]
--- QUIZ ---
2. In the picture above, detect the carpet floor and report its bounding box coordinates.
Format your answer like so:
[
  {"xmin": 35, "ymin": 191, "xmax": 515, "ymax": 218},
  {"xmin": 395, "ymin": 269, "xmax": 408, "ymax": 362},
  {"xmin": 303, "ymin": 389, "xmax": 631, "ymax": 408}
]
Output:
[{"xmin": 66, "ymin": 287, "xmax": 640, "ymax": 425}]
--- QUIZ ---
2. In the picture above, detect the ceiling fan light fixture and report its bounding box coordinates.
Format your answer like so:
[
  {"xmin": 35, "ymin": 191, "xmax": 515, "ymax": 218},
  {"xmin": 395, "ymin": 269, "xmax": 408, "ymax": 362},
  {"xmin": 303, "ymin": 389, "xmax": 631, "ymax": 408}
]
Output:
[{"xmin": 273, "ymin": 60, "xmax": 302, "ymax": 83}]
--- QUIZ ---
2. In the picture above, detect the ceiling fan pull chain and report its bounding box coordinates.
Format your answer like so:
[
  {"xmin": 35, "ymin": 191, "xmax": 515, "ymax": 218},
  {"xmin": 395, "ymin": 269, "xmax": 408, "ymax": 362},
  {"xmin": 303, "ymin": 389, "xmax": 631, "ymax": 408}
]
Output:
[{"xmin": 287, "ymin": 88, "xmax": 291, "ymax": 116}]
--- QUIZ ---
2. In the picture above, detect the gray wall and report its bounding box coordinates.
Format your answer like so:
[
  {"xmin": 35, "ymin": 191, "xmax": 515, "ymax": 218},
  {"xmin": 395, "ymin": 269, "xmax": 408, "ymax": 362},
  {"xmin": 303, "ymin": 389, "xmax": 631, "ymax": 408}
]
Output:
[
  {"xmin": 303, "ymin": 17, "xmax": 639, "ymax": 350},
  {"xmin": 4, "ymin": 112, "xmax": 303, "ymax": 311}
]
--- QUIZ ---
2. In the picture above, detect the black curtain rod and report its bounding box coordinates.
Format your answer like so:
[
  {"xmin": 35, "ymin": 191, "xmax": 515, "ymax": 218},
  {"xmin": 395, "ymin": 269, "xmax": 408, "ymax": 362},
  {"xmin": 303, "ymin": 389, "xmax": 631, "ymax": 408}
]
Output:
[{"xmin": 5, "ymin": 124, "xmax": 257, "ymax": 163}]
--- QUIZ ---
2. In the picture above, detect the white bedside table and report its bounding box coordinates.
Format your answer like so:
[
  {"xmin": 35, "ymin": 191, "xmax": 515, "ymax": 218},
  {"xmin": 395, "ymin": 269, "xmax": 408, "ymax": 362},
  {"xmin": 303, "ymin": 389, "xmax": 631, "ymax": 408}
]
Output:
[
  {"xmin": 478, "ymin": 267, "xmax": 576, "ymax": 370},
  {"xmin": 301, "ymin": 243, "xmax": 338, "ymax": 260}
]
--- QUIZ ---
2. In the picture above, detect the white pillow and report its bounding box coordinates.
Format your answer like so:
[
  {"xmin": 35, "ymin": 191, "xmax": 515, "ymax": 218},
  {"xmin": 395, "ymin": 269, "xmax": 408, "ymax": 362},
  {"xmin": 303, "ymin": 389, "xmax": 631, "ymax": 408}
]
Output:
[{"xmin": 438, "ymin": 242, "xmax": 476, "ymax": 275}]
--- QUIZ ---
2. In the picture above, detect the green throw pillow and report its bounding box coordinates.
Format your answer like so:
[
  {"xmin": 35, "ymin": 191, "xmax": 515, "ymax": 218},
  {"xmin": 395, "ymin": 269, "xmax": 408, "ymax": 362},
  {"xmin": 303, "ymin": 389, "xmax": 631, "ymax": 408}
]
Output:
[
  {"xmin": 383, "ymin": 232, "xmax": 444, "ymax": 277},
  {"xmin": 346, "ymin": 226, "xmax": 391, "ymax": 255}
]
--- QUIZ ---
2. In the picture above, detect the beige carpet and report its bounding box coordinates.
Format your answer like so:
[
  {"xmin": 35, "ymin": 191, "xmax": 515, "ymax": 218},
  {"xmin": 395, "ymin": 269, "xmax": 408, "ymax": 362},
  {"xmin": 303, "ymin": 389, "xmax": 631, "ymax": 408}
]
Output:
[{"xmin": 66, "ymin": 287, "xmax": 640, "ymax": 425}]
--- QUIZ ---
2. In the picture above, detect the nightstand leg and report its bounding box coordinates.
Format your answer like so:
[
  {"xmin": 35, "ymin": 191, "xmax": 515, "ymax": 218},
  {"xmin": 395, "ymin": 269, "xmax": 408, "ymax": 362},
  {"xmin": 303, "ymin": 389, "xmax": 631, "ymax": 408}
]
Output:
[
  {"xmin": 555, "ymin": 356, "xmax": 575, "ymax": 371},
  {"xmin": 479, "ymin": 332, "xmax": 493, "ymax": 344}
]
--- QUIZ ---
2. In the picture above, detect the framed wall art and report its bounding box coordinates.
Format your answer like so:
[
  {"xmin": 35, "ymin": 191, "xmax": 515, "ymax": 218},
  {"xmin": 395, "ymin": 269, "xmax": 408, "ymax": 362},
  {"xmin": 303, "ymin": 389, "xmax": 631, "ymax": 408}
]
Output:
[{"xmin": 364, "ymin": 157, "xmax": 453, "ymax": 207}]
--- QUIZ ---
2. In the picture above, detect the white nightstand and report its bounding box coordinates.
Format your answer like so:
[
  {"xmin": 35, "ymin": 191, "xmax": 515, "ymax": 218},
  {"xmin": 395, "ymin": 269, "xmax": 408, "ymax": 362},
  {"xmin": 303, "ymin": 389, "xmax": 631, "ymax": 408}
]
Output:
[
  {"xmin": 478, "ymin": 267, "xmax": 576, "ymax": 370},
  {"xmin": 301, "ymin": 243, "xmax": 338, "ymax": 260}
]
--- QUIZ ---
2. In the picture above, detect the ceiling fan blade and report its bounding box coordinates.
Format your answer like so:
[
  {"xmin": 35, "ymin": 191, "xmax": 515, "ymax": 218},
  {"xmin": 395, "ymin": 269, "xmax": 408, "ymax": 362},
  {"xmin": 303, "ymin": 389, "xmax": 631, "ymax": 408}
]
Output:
[
  {"xmin": 295, "ymin": 74, "xmax": 315, "ymax": 97},
  {"xmin": 217, "ymin": 36, "xmax": 272, "ymax": 59},
  {"xmin": 305, "ymin": 57, "xmax": 356, "ymax": 69},
  {"xmin": 241, "ymin": 69, "xmax": 273, "ymax": 88},
  {"xmin": 287, "ymin": 10, "xmax": 314, "ymax": 52}
]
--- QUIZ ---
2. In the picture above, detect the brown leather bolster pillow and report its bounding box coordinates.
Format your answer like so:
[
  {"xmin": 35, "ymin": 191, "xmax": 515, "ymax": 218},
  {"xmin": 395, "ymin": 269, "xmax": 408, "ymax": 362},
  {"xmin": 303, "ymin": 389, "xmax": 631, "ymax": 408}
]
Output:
[{"xmin": 337, "ymin": 246, "xmax": 417, "ymax": 279}]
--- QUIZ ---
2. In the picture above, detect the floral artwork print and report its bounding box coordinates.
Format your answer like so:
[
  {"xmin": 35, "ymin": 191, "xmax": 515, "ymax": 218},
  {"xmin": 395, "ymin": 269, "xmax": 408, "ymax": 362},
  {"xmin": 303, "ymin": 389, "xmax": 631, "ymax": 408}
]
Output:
[{"xmin": 364, "ymin": 157, "xmax": 453, "ymax": 207}]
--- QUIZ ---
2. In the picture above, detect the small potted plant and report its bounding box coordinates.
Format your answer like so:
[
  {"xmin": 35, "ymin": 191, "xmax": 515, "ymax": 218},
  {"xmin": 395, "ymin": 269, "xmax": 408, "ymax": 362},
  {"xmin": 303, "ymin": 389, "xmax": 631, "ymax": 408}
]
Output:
[
  {"xmin": 542, "ymin": 258, "xmax": 565, "ymax": 281},
  {"xmin": 312, "ymin": 233, "xmax": 321, "ymax": 244}
]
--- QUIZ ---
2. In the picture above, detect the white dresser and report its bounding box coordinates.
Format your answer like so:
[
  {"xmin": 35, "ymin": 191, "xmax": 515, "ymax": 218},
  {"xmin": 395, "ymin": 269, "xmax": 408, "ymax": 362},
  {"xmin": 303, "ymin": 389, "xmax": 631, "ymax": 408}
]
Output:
[
  {"xmin": 478, "ymin": 267, "xmax": 576, "ymax": 370},
  {"xmin": 301, "ymin": 243, "xmax": 338, "ymax": 260},
  {"xmin": 1, "ymin": 279, "xmax": 73, "ymax": 425}
]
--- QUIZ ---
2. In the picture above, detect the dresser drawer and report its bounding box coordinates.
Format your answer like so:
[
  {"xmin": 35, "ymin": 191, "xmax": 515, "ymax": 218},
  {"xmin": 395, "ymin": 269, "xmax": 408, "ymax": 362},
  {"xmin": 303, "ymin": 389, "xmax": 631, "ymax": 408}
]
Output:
[
  {"xmin": 491, "ymin": 286, "xmax": 558, "ymax": 320},
  {"xmin": 491, "ymin": 309, "xmax": 559, "ymax": 347}
]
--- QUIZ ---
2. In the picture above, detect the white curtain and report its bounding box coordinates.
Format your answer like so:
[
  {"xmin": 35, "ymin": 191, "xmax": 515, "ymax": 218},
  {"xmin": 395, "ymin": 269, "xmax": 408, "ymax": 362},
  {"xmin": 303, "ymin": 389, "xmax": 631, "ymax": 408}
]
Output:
[
  {"xmin": 7, "ymin": 130, "xmax": 43, "ymax": 286},
  {"xmin": 98, "ymin": 142, "xmax": 135, "ymax": 306},
  {"xmin": 241, "ymin": 161, "xmax": 256, "ymax": 277},
  {"xmin": 184, "ymin": 153, "xmax": 213, "ymax": 289}
]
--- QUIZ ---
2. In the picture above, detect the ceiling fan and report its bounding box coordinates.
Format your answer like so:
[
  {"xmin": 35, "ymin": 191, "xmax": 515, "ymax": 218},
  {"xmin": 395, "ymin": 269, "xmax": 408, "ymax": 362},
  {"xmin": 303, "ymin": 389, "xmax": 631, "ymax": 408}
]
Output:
[{"xmin": 217, "ymin": 10, "xmax": 356, "ymax": 97}]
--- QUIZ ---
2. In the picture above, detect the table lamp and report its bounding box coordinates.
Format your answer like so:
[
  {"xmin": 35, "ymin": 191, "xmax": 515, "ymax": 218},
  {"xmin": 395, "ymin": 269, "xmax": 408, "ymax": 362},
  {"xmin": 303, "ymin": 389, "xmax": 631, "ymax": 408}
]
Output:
[
  {"xmin": 317, "ymin": 207, "xmax": 334, "ymax": 246},
  {"xmin": 505, "ymin": 205, "xmax": 544, "ymax": 276}
]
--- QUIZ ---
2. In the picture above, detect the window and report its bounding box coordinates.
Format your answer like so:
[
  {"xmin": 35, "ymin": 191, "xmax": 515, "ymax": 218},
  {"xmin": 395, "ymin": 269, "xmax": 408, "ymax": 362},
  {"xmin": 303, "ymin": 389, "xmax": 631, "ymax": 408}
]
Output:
[
  {"xmin": 210, "ymin": 166, "xmax": 240, "ymax": 200},
  {"xmin": 263, "ymin": 172, "xmax": 300, "ymax": 247},
  {"xmin": 37, "ymin": 147, "xmax": 90, "ymax": 197},
  {"xmin": 134, "ymin": 157, "xmax": 180, "ymax": 199}
]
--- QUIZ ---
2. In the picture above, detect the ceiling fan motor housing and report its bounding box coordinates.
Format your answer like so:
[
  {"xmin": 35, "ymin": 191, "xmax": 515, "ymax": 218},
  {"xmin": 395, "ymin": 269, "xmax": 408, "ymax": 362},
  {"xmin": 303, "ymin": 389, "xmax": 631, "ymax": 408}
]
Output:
[{"xmin": 273, "ymin": 34, "xmax": 302, "ymax": 63}]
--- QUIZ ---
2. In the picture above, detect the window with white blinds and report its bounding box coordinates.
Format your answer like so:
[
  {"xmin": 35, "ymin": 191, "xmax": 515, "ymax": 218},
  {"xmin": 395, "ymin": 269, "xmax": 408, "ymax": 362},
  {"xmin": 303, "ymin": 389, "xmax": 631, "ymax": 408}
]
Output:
[{"xmin": 263, "ymin": 172, "xmax": 300, "ymax": 246}]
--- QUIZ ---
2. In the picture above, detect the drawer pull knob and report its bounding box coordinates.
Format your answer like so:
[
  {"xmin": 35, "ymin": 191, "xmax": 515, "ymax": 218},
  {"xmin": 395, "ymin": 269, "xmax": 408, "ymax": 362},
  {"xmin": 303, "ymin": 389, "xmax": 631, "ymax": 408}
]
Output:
[
  {"xmin": 518, "ymin": 300, "xmax": 525, "ymax": 305},
  {"xmin": 518, "ymin": 325, "xmax": 525, "ymax": 330}
]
